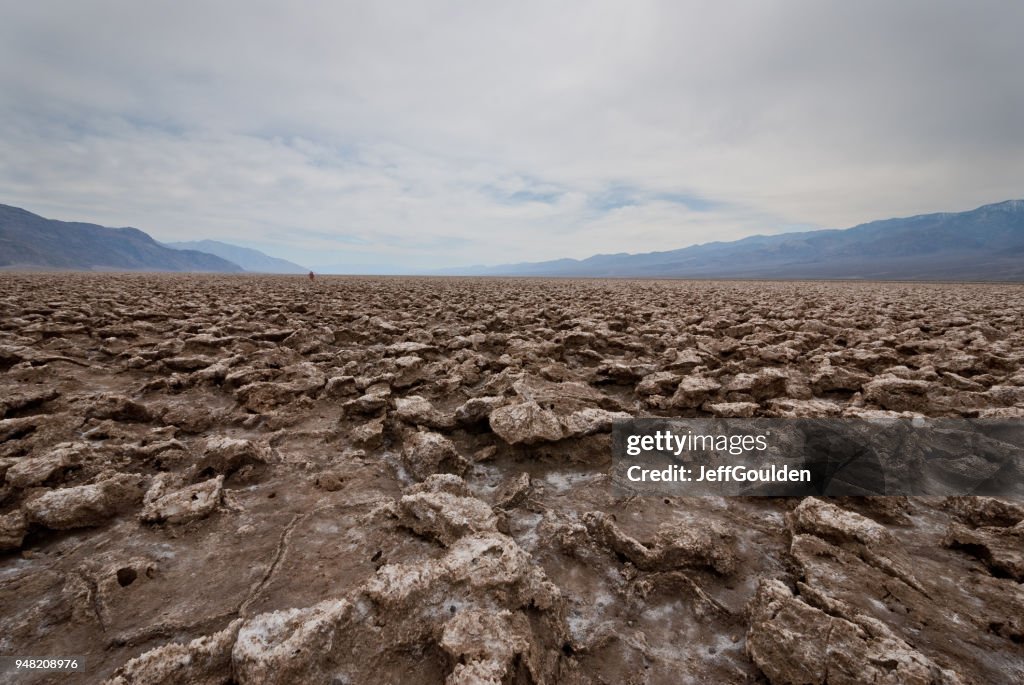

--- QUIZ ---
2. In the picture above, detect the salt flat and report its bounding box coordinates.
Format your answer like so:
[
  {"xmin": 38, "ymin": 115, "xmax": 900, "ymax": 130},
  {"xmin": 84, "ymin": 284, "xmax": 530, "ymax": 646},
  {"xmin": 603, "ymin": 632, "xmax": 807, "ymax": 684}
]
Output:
[{"xmin": 1, "ymin": 274, "xmax": 1022, "ymax": 684}]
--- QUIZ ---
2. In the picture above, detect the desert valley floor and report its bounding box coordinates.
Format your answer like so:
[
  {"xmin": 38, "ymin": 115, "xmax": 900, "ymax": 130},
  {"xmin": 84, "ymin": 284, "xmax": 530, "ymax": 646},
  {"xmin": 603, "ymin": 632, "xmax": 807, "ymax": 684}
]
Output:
[{"xmin": 0, "ymin": 274, "xmax": 1022, "ymax": 684}]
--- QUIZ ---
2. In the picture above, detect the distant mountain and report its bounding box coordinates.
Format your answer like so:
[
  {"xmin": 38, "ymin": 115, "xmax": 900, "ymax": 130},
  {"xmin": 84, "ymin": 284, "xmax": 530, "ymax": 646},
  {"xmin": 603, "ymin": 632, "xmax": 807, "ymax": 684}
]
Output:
[
  {"xmin": 444, "ymin": 200, "xmax": 1024, "ymax": 281},
  {"xmin": 165, "ymin": 239, "xmax": 307, "ymax": 274},
  {"xmin": 0, "ymin": 204, "xmax": 243, "ymax": 273}
]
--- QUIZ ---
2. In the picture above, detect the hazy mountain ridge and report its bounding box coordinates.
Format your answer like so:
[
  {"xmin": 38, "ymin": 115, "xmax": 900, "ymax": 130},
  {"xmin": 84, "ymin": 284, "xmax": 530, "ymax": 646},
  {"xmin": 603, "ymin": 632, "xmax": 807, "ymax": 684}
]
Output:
[
  {"xmin": 0, "ymin": 205, "xmax": 243, "ymax": 273},
  {"xmin": 443, "ymin": 200, "xmax": 1024, "ymax": 281},
  {"xmin": 165, "ymin": 239, "xmax": 307, "ymax": 274},
  {"xmin": 3, "ymin": 200, "xmax": 1023, "ymax": 279}
]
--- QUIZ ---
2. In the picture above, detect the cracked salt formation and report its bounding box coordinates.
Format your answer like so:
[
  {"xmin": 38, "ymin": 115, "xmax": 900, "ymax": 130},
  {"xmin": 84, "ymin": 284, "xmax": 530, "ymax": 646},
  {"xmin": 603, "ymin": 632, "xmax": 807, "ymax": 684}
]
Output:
[{"xmin": 0, "ymin": 274, "xmax": 1021, "ymax": 683}]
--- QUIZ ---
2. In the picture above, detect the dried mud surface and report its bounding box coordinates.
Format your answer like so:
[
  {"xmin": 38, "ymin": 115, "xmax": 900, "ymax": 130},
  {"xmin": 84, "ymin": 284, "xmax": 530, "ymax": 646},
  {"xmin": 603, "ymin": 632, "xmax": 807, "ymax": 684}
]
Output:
[{"xmin": 1, "ymin": 273, "xmax": 1023, "ymax": 685}]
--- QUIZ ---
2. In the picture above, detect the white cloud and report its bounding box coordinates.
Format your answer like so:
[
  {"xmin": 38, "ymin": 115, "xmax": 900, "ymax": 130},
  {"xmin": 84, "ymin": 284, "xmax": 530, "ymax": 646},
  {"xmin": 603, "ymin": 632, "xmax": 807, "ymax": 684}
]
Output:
[{"xmin": 1, "ymin": 1, "xmax": 1022, "ymax": 270}]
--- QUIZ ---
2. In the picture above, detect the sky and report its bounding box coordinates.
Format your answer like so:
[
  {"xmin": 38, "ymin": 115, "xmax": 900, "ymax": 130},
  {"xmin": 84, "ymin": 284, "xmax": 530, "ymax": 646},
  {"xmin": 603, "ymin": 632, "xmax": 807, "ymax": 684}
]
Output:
[{"xmin": 1, "ymin": 1, "xmax": 1022, "ymax": 273}]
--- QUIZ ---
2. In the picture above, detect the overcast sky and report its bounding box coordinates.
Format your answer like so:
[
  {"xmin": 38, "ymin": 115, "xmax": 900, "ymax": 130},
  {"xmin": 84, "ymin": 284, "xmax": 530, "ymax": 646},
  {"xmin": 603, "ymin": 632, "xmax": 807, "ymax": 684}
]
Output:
[{"xmin": 1, "ymin": 1, "xmax": 1022, "ymax": 271}]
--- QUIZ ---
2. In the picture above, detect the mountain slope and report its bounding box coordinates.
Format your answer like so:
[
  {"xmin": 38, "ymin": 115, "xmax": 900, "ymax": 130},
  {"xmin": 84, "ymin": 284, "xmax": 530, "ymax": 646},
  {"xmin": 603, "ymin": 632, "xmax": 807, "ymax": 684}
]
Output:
[
  {"xmin": 449, "ymin": 200, "xmax": 1024, "ymax": 281},
  {"xmin": 0, "ymin": 204, "xmax": 243, "ymax": 272},
  {"xmin": 165, "ymin": 239, "xmax": 307, "ymax": 274}
]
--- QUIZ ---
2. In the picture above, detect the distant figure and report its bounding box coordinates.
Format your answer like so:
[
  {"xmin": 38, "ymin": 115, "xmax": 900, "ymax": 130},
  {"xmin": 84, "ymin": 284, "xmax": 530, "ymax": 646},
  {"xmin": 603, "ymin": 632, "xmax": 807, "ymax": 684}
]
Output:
[{"xmin": 308, "ymin": 270, "xmax": 315, "ymax": 282}]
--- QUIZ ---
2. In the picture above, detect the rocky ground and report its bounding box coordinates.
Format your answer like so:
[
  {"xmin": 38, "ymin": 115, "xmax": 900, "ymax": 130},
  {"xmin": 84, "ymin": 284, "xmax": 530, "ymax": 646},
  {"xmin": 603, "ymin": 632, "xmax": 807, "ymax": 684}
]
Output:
[{"xmin": 0, "ymin": 273, "xmax": 1022, "ymax": 685}]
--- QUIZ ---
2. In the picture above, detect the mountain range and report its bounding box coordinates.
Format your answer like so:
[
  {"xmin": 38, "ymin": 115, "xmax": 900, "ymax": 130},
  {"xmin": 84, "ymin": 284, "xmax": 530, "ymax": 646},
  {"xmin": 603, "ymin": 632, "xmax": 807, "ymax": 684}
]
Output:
[
  {"xmin": 2, "ymin": 200, "xmax": 1023, "ymax": 280},
  {"xmin": 443, "ymin": 200, "xmax": 1024, "ymax": 281},
  {"xmin": 0, "ymin": 204, "xmax": 300, "ymax": 274},
  {"xmin": 0, "ymin": 204, "xmax": 241, "ymax": 273},
  {"xmin": 164, "ymin": 240, "xmax": 307, "ymax": 274}
]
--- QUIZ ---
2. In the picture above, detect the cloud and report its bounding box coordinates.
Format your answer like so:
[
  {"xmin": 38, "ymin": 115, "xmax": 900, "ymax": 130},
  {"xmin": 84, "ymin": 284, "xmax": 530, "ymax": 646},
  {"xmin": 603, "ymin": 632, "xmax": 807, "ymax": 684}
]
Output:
[{"xmin": 1, "ymin": 1, "xmax": 1022, "ymax": 270}]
